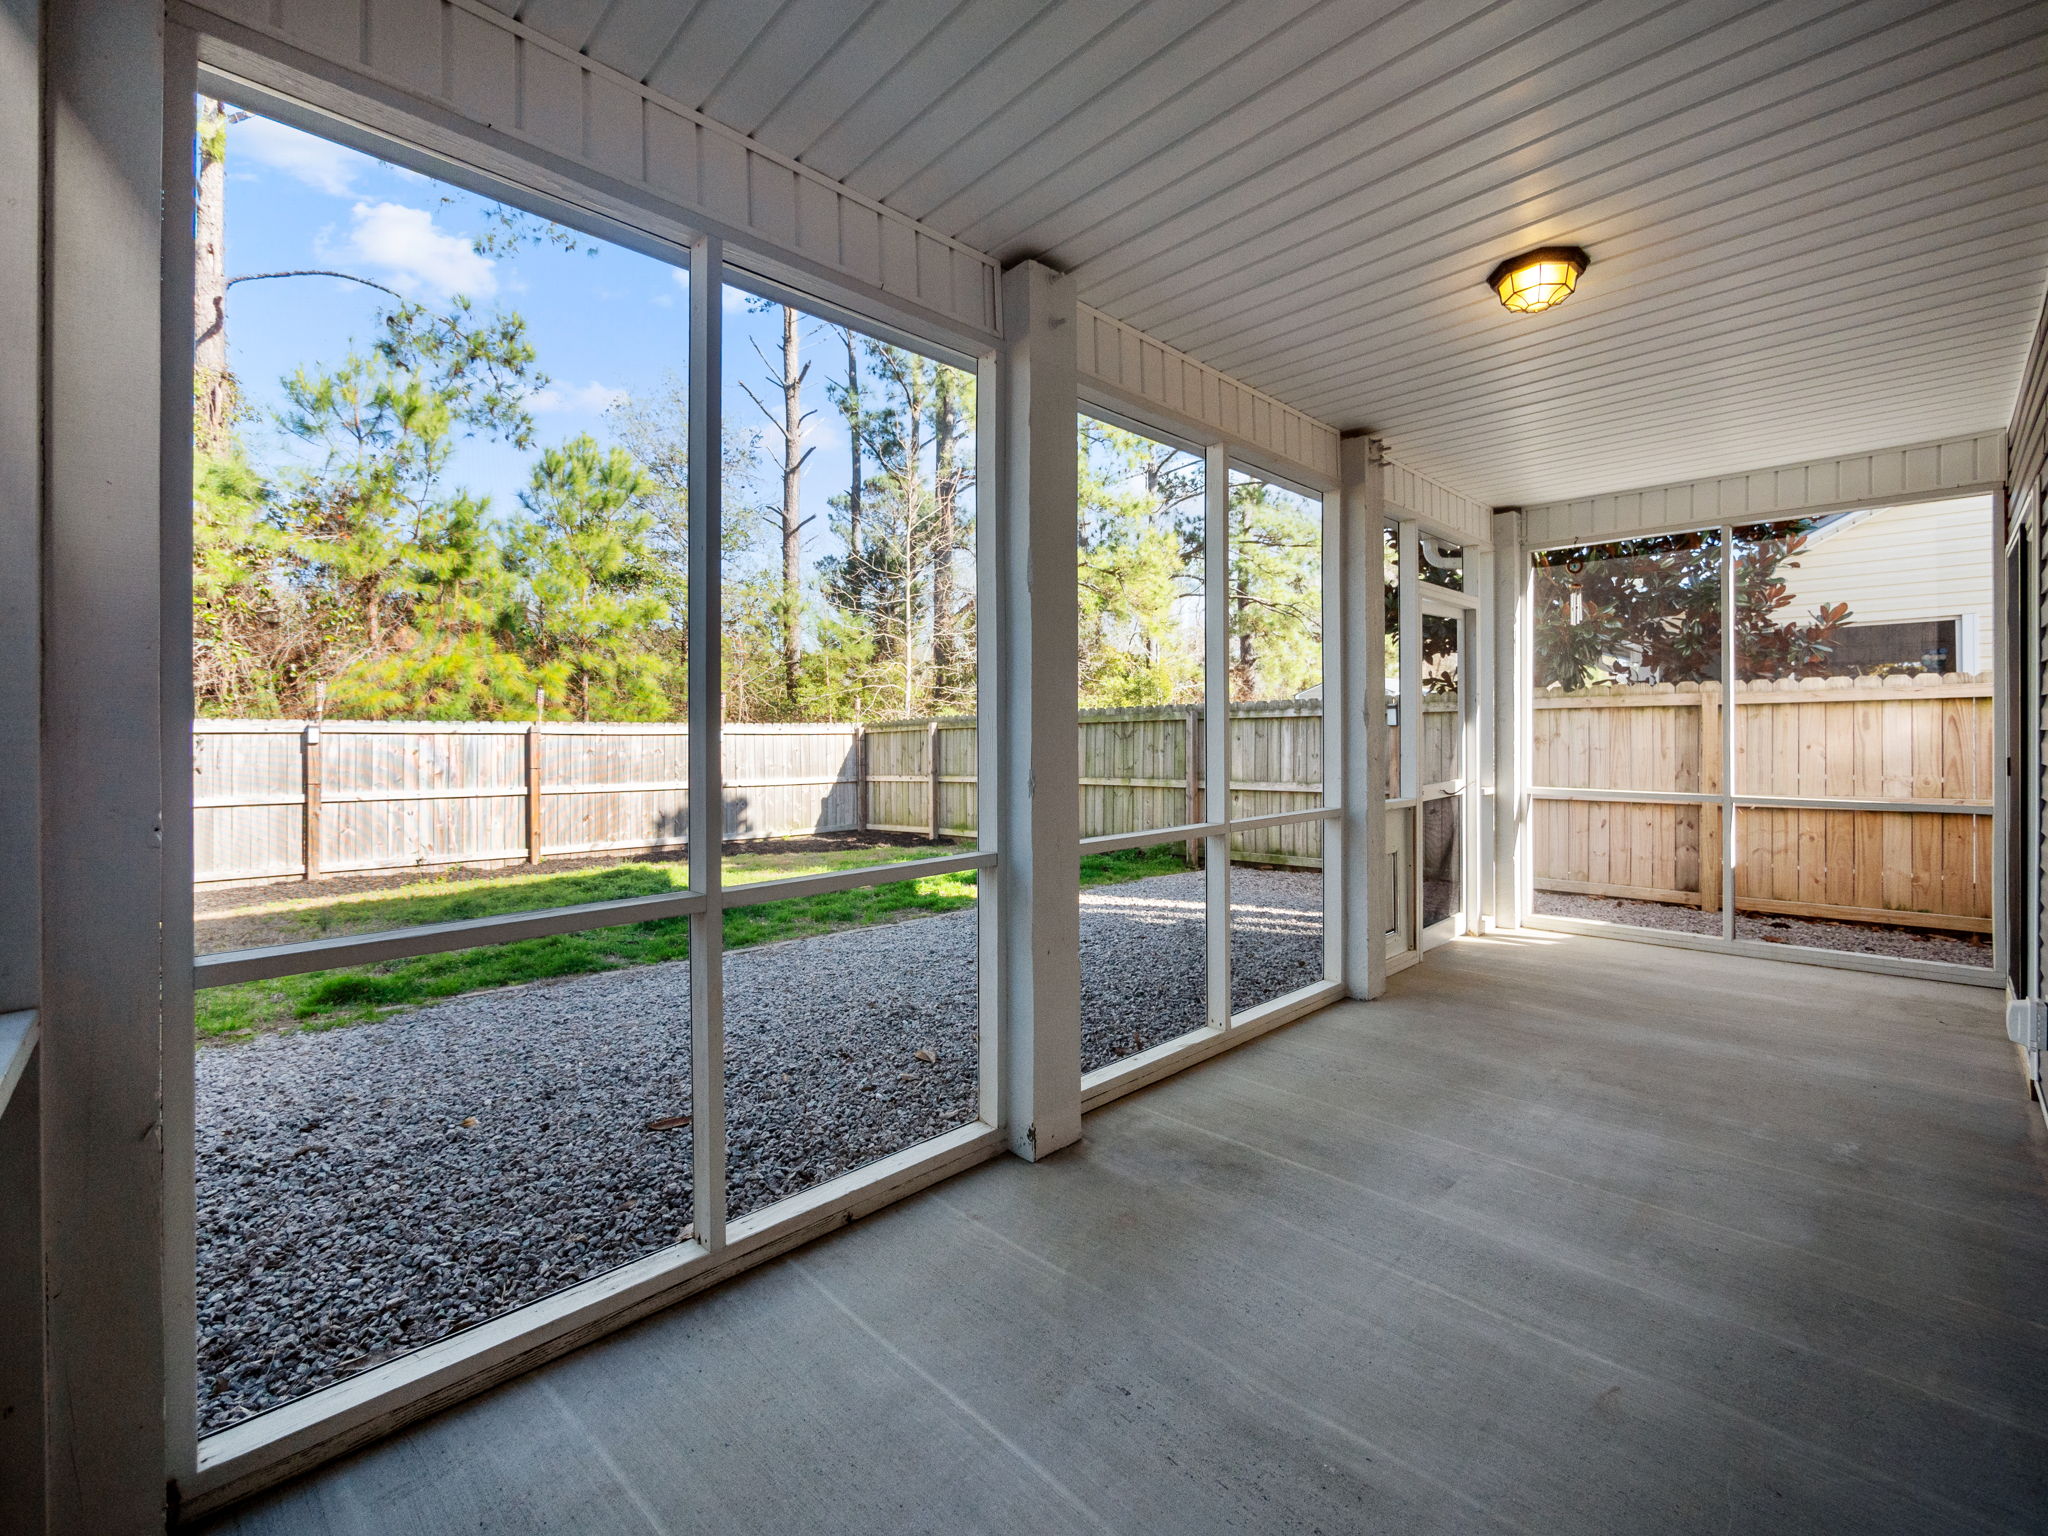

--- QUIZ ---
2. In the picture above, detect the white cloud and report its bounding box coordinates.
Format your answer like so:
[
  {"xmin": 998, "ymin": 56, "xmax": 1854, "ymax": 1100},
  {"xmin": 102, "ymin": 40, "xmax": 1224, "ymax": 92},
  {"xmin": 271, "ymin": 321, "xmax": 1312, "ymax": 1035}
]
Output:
[
  {"xmin": 234, "ymin": 116, "xmax": 364, "ymax": 196},
  {"xmin": 527, "ymin": 381, "xmax": 629, "ymax": 415},
  {"xmin": 331, "ymin": 201, "xmax": 497, "ymax": 301}
]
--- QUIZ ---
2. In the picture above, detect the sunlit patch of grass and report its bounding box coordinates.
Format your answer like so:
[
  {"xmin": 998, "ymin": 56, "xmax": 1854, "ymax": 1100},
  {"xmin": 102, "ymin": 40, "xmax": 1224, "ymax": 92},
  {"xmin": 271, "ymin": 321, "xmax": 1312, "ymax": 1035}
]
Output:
[{"xmin": 195, "ymin": 841, "xmax": 1190, "ymax": 1043}]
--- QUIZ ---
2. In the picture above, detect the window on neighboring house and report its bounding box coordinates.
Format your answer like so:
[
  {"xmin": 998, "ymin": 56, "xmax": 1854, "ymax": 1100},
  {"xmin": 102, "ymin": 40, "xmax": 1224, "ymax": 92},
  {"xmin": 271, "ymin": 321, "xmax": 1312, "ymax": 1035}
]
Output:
[{"xmin": 1823, "ymin": 618, "xmax": 1961, "ymax": 676}]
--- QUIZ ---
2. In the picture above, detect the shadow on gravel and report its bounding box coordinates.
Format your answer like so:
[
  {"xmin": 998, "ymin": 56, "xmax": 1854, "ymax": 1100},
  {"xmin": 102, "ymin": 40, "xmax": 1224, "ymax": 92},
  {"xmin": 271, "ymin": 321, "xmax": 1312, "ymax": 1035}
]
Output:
[{"xmin": 196, "ymin": 867, "xmax": 1325, "ymax": 1436}]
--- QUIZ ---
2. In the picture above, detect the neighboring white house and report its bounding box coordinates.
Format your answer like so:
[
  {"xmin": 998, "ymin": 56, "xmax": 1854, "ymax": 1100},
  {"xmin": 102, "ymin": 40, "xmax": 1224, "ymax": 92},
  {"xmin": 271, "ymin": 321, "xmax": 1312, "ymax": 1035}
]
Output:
[{"xmin": 1774, "ymin": 494, "xmax": 1995, "ymax": 673}]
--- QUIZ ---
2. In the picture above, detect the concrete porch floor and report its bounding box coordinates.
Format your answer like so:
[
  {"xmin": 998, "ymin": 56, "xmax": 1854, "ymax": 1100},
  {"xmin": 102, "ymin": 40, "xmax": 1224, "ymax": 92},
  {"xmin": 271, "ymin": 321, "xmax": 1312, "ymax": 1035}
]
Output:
[{"xmin": 202, "ymin": 932, "xmax": 2048, "ymax": 1534}]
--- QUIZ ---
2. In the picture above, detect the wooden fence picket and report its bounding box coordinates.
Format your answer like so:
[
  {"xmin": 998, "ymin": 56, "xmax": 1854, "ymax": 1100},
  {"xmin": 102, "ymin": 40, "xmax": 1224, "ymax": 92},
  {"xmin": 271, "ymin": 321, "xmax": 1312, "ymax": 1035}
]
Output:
[{"xmin": 192, "ymin": 676, "xmax": 1993, "ymax": 932}]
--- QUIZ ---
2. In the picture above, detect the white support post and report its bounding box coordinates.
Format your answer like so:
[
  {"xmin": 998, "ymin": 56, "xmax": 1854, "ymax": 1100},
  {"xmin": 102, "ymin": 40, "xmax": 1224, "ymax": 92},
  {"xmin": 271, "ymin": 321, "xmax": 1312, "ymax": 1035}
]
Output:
[
  {"xmin": 1320, "ymin": 482, "xmax": 1343, "ymax": 988},
  {"xmin": 1398, "ymin": 520, "xmax": 1424, "ymax": 942},
  {"xmin": 40, "ymin": 0, "xmax": 171, "ymax": 1527},
  {"xmin": 1397, "ymin": 521, "xmax": 1423, "ymax": 799},
  {"xmin": 992, "ymin": 260, "xmax": 1082, "ymax": 1161},
  {"xmin": 1989, "ymin": 486, "xmax": 2010, "ymax": 989},
  {"xmin": 1339, "ymin": 434, "xmax": 1387, "ymax": 998},
  {"xmin": 1720, "ymin": 530, "xmax": 1738, "ymax": 942},
  {"xmin": 162, "ymin": 22, "xmax": 202, "ymax": 1489},
  {"xmin": 1204, "ymin": 444, "xmax": 1232, "ymax": 1026},
  {"xmin": 0, "ymin": 0, "xmax": 44, "ymax": 1525},
  {"xmin": 687, "ymin": 237, "xmax": 727, "ymax": 1249},
  {"xmin": 1490, "ymin": 509, "xmax": 1525, "ymax": 930}
]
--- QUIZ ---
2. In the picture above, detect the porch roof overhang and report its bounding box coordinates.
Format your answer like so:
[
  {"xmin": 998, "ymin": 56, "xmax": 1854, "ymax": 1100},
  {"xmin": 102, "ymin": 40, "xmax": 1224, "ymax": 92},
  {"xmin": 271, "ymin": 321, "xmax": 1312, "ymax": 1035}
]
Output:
[{"xmin": 184, "ymin": 0, "xmax": 2048, "ymax": 517}]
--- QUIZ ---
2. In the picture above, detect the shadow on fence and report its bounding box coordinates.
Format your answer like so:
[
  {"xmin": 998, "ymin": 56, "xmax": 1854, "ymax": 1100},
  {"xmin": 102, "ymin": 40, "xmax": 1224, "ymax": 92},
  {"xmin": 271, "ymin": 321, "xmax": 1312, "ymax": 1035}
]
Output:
[
  {"xmin": 194, "ymin": 675, "xmax": 1991, "ymax": 935},
  {"xmin": 192, "ymin": 703, "xmax": 1327, "ymax": 886},
  {"xmin": 1531, "ymin": 672, "xmax": 1994, "ymax": 933}
]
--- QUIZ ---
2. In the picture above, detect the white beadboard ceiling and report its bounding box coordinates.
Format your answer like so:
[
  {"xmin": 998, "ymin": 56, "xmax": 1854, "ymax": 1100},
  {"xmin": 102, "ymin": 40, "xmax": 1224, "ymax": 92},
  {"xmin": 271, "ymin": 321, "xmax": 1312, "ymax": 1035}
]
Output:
[{"xmin": 487, "ymin": 0, "xmax": 2048, "ymax": 505}]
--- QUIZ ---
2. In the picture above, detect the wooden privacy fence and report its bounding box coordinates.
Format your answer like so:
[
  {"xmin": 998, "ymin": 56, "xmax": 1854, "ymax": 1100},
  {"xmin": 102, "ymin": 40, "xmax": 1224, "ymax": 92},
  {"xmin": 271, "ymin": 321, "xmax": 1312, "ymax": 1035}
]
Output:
[
  {"xmin": 862, "ymin": 701, "xmax": 1325, "ymax": 866},
  {"xmin": 192, "ymin": 702, "xmax": 1327, "ymax": 884},
  {"xmin": 1531, "ymin": 673, "xmax": 1994, "ymax": 932},
  {"xmin": 192, "ymin": 720, "xmax": 865, "ymax": 884}
]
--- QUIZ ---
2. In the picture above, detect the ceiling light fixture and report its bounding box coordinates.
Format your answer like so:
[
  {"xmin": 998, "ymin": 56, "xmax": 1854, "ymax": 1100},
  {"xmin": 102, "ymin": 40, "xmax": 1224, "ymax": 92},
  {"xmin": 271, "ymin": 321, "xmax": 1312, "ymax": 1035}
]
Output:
[{"xmin": 1486, "ymin": 246, "xmax": 1589, "ymax": 314}]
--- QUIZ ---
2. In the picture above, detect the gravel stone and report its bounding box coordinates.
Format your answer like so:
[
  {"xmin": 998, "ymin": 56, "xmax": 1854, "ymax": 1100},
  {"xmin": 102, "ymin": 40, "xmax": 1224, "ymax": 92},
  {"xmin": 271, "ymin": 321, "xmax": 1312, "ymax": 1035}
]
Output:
[
  {"xmin": 195, "ymin": 867, "xmax": 1325, "ymax": 1434},
  {"xmin": 1080, "ymin": 868, "xmax": 1326, "ymax": 1071},
  {"xmin": 1531, "ymin": 890, "xmax": 1992, "ymax": 967}
]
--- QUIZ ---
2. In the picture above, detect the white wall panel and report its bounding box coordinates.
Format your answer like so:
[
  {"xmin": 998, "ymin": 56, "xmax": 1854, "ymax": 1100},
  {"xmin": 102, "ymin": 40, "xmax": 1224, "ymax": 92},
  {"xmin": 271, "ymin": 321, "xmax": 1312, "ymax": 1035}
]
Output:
[{"xmin": 1522, "ymin": 433, "xmax": 2008, "ymax": 548}]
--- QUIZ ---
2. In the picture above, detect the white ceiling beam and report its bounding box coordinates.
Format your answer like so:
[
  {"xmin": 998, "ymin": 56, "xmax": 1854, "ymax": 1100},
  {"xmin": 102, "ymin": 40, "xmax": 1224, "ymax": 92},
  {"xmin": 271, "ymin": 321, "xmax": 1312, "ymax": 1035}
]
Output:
[{"xmin": 1520, "ymin": 432, "xmax": 2007, "ymax": 548}]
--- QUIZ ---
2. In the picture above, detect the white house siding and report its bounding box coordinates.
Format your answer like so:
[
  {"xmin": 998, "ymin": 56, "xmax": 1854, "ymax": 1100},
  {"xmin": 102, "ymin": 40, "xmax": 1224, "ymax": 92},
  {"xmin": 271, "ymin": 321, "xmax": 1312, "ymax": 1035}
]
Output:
[{"xmin": 1775, "ymin": 495, "xmax": 1995, "ymax": 671}]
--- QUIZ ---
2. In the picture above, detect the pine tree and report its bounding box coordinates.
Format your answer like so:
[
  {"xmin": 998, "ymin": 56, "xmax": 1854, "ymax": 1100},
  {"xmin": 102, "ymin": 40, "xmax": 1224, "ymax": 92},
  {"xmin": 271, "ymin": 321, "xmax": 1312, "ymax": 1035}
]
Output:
[
  {"xmin": 512, "ymin": 435, "xmax": 674, "ymax": 721},
  {"xmin": 267, "ymin": 300, "xmax": 543, "ymax": 715},
  {"xmin": 1225, "ymin": 477, "xmax": 1322, "ymax": 702},
  {"xmin": 1075, "ymin": 420, "xmax": 1204, "ymax": 707}
]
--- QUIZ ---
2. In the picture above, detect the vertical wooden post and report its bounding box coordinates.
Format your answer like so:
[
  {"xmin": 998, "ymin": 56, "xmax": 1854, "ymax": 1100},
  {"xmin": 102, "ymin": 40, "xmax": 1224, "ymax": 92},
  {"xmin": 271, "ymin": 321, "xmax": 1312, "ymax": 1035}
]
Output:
[
  {"xmin": 38, "ymin": 1, "xmax": 171, "ymax": 1522},
  {"xmin": 1203, "ymin": 443, "xmax": 1232, "ymax": 1028},
  {"xmin": 1185, "ymin": 705, "xmax": 1201, "ymax": 868},
  {"xmin": 686, "ymin": 236, "xmax": 727, "ymax": 1250},
  {"xmin": 1340, "ymin": 432, "xmax": 1389, "ymax": 997},
  {"xmin": 853, "ymin": 723, "xmax": 867, "ymax": 834},
  {"xmin": 1698, "ymin": 681, "xmax": 1723, "ymax": 911},
  {"xmin": 302, "ymin": 723, "xmax": 323, "ymax": 881},
  {"xmin": 525, "ymin": 686, "xmax": 545, "ymax": 865},
  {"xmin": 990, "ymin": 259, "xmax": 1082, "ymax": 1162},
  {"xmin": 927, "ymin": 718, "xmax": 942, "ymax": 839},
  {"xmin": 525, "ymin": 727, "xmax": 544, "ymax": 865},
  {"xmin": 0, "ymin": 8, "xmax": 46, "ymax": 1523}
]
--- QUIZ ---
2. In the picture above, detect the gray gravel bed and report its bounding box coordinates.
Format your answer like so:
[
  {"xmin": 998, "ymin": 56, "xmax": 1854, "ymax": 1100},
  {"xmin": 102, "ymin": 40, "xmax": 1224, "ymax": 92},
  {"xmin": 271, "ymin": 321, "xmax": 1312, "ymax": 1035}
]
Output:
[
  {"xmin": 197, "ymin": 868, "xmax": 1324, "ymax": 1435},
  {"xmin": 1532, "ymin": 890, "xmax": 1991, "ymax": 967},
  {"xmin": 1080, "ymin": 868, "xmax": 1325, "ymax": 1071}
]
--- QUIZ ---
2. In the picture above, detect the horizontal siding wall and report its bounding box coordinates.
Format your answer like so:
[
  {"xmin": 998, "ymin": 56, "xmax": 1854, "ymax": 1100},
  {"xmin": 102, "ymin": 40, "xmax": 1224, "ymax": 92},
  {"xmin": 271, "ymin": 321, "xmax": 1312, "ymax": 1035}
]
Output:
[
  {"xmin": 2013, "ymin": 293, "xmax": 2047, "ymax": 1060},
  {"xmin": 179, "ymin": 0, "xmax": 1002, "ymax": 340},
  {"xmin": 1775, "ymin": 498, "xmax": 1996, "ymax": 657},
  {"xmin": 1522, "ymin": 432, "xmax": 2007, "ymax": 546},
  {"xmin": 2016, "ymin": 300, "xmax": 2048, "ymax": 511}
]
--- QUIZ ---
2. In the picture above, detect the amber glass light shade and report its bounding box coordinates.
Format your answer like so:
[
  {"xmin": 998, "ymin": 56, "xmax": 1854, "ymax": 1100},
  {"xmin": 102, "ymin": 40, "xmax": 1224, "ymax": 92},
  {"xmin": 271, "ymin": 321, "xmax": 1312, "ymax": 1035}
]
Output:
[{"xmin": 1487, "ymin": 246, "xmax": 1589, "ymax": 313}]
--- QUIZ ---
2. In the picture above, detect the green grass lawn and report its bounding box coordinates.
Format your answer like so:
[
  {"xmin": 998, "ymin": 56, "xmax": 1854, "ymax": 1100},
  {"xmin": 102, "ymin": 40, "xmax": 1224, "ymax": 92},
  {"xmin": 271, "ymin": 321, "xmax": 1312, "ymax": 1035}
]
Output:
[{"xmin": 196, "ymin": 842, "xmax": 1191, "ymax": 1042}]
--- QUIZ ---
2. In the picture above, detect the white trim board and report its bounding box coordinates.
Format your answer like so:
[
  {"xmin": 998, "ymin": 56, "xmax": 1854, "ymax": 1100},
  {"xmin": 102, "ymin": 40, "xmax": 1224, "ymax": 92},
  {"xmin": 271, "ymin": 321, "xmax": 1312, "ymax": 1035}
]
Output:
[
  {"xmin": 1385, "ymin": 457, "xmax": 1494, "ymax": 548},
  {"xmin": 1076, "ymin": 303, "xmax": 1340, "ymax": 487},
  {"xmin": 1521, "ymin": 431, "xmax": 2007, "ymax": 546}
]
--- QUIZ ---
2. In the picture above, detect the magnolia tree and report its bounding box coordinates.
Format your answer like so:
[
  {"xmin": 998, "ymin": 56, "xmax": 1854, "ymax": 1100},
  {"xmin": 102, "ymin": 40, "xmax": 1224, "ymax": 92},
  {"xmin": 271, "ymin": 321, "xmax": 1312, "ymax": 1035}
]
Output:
[{"xmin": 1531, "ymin": 526, "xmax": 1852, "ymax": 691}]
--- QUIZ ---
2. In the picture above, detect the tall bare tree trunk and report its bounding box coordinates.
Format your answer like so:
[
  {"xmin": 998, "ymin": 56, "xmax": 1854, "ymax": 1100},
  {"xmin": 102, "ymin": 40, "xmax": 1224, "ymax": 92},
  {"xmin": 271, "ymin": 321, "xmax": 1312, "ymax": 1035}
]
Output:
[
  {"xmin": 901, "ymin": 361, "xmax": 927, "ymax": 711},
  {"xmin": 194, "ymin": 98, "xmax": 234, "ymax": 455},
  {"xmin": 779, "ymin": 306, "xmax": 804, "ymax": 707},
  {"xmin": 840, "ymin": 328, "xmax": 863, "ymax": 616},
  {"xmin": 930, "ymin": 369, "xmax": 959, "ymax": 701}
]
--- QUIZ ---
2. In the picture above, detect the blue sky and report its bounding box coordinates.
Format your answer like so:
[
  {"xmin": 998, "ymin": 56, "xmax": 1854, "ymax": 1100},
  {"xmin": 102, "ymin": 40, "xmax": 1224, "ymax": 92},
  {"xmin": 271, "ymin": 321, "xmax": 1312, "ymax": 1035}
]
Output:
[{"xmin": 219, "ymin": 106, "xmax": 891, "ymax": 577}]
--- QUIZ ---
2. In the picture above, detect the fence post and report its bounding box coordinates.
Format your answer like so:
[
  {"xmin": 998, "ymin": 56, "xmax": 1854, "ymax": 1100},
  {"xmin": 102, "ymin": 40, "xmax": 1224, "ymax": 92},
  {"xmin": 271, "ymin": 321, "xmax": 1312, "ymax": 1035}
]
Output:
[
  {"xmin": 525, "ymin": 721, "xmax": 544, "ymax": 865},
  {"xmin": 1184, "ymin": 705, "xmax": 1201, "ymax": 867},
  {"xmin": 301, "ymin": 724, "xmax": 322, "ymax": 881},
  {"xmin": 927, "ymin": 718, "xmax": 942, "ymax": 839},
  {"xmin": 853, "ymin": 723, "xmax": 867, "ymax": 834},
  {"xmin": 1697, "ymin": 683, "xmax": 1721, "ymax": 911}
]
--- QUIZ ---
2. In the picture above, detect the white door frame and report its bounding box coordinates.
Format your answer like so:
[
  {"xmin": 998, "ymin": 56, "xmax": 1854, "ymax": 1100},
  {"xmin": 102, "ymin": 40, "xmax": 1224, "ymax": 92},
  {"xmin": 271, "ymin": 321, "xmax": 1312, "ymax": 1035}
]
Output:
[{"xmin": 1418, "ymin": 589, "xmax": 1480, "ymax": 950}]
